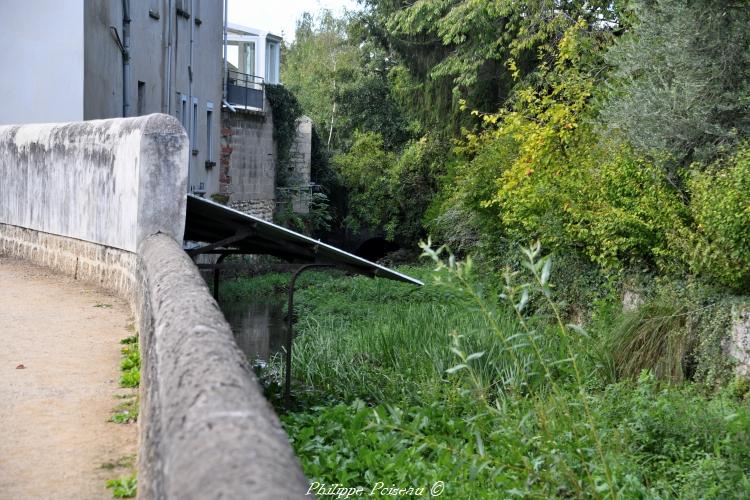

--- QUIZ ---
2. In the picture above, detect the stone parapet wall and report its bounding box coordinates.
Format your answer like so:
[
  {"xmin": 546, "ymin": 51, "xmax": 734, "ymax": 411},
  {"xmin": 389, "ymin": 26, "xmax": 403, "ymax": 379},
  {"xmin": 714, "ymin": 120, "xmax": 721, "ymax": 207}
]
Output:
[
  {"xmin": 1, "ymin": 115, "xmax": 310, "ymax": 499},
  {"xmin": 0, "ymin": 114, "xmax": 188, "ymax": 252},
  {"xmin": 135, "ymin": 234, "xmax": 308, "ymax": 499}
]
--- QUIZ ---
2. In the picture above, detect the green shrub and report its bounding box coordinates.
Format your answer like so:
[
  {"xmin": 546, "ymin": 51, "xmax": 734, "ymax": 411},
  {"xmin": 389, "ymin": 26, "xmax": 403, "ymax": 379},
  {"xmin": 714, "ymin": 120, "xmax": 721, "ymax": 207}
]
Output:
[
  {"xmin": 567, "ymin": 144, "xmax": 687, "ymax": 270},
  {"xmin": 333, "ymin": 131, "xmax": 446, "ymax": 247},
  {"xmin": 682, "ymin": 145, "xmax": 750, "ymax": 291}
]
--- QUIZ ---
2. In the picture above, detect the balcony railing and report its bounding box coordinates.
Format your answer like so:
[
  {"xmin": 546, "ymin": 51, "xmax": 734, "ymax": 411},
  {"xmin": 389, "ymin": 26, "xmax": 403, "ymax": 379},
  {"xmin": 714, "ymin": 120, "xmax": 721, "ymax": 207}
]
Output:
[{"xmin": 226, "ymin": 70, "xmax": 265, "ymax": 111}]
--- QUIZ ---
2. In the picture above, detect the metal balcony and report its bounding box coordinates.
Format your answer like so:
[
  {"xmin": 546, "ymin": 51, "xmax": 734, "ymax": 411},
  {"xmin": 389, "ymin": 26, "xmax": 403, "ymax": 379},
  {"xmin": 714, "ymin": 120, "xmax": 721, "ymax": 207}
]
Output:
[{"xmin": 226, "ymin": 70, "xmax": 264, "ymax": 111}]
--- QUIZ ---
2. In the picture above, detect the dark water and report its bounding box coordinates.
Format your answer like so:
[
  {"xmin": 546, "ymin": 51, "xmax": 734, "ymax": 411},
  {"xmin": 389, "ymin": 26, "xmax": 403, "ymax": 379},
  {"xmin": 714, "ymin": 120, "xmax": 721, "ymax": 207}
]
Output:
[{"xmin": 220, "ymin": 299, "xmax": 287, "ymax": 363}]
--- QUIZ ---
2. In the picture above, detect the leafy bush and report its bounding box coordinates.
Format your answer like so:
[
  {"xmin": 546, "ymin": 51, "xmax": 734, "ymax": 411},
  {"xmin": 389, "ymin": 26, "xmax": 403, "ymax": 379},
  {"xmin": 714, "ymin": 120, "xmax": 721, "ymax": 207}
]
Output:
[{"xmin": 681, "ymin": 145, "xmax": 750, "ymax": 291}]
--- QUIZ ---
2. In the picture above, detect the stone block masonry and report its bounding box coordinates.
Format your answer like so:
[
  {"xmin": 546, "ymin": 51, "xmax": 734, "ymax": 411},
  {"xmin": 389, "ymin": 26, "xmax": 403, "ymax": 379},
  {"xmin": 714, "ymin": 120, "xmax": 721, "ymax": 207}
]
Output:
[
  {"xmin": 220, "ymin": 106, "xmax": 277, "ymax": 221},
  {"xmin": 219, "ymin": 102, "xmax": 313, "ymax": 222}
]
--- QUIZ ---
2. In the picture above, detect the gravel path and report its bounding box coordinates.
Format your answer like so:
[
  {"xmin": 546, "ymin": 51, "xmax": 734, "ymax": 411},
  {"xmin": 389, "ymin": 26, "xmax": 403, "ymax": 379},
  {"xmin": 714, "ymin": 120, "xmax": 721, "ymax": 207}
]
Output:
[{"xmin": 0, "ymin": 257, "xmax": 138, "ymax": 499}]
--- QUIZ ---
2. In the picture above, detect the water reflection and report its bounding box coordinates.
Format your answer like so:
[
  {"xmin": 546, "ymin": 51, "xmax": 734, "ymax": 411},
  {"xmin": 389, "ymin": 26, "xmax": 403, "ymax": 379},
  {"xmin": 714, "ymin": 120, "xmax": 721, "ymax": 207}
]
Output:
[{"xmin": 220, "ymin": 299, "xmax": 287, "ymax": 363}]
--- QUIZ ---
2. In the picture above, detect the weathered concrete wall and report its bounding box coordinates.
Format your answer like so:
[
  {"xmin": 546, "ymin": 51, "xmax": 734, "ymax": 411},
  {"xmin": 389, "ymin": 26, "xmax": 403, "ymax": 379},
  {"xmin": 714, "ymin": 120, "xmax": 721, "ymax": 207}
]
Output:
[
  {"xmin": 290, "ymin": 116, "xmax": 312, "ymax": 187},
  {"xmin": 0, "ymin": 114, "xmax": 188, "ymax": 253},
  {"xmin": 136, "ymin": 234, "xmax": 308, "ymax": 499}
]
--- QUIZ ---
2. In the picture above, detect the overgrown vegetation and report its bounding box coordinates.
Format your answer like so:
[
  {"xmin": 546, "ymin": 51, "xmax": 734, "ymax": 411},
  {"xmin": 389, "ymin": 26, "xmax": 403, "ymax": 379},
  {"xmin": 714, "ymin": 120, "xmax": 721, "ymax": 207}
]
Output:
[
  {"xmin": 239, "ymin": 0, "xmax": 750, "ymax": 496},
  {"xmin": 265, "ymin": 84, "xmax": 304, "ymax": 187},
  {"xmin": 224, "ymin": 247, "xmax": 750, "ymax": 497}
]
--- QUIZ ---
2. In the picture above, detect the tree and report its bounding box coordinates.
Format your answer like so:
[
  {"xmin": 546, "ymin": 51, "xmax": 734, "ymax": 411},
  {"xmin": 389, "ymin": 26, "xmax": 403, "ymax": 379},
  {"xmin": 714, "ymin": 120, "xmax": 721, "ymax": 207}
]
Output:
[
  {"xmin": 361, "ymin": 0, "xmax": 622, "ymax": 133},
  {"xmin": 601, "ymin": 0, "xmax": 750, "ymax": 169},
  {"xmin": 282, "ymin": 11, "xmax": 360, "ymax": 152}
]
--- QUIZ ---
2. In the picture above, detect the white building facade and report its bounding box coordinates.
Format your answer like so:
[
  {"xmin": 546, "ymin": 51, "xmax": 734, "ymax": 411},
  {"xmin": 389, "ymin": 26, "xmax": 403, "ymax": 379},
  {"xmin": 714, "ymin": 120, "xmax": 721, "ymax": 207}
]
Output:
[{"xmin": 0, "ymin": 0, "xmax": 223, "ymax": 196}]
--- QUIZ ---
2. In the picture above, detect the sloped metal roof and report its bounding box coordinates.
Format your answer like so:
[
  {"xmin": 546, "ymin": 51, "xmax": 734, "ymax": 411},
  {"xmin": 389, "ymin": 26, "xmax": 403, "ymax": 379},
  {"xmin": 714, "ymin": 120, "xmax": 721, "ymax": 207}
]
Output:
[{"xmin": 184, "ymin": 194, "xmax": 423, "ymax": 286}]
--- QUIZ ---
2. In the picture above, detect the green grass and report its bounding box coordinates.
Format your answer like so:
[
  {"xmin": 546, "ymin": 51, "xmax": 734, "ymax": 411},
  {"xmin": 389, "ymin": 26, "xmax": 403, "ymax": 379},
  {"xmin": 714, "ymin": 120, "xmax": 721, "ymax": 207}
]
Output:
[{"xmin": 223, "ymin": 264, "xmax": 750, "ymax": 497}]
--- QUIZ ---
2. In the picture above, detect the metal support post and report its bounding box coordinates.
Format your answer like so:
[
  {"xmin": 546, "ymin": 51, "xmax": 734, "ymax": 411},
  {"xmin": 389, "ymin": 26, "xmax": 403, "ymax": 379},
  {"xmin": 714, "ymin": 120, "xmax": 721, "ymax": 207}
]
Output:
[{"xmin": 284, "ymin": 264, "xmax": 334, "ymax": 407}]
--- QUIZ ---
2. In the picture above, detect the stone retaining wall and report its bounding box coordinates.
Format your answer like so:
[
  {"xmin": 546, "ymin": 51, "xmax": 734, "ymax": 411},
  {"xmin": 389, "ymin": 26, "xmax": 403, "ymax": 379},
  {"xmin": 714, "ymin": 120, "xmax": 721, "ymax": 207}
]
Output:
[{"xmin": 0, "ymin": 224, "xmax": 136, "ymax": 300}]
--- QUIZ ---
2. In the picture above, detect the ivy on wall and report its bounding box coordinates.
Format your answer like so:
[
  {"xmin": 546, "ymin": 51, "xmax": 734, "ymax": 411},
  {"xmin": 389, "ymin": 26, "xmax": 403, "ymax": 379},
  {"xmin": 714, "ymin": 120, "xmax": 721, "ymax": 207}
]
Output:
[{"xmin": 265, "ymin": 84, "xmax": 303, "ymax": 187}]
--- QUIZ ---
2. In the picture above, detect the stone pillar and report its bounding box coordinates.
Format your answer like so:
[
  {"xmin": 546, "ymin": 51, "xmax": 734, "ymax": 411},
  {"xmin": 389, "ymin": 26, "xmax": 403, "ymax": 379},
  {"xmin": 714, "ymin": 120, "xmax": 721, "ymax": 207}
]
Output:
[{"xmin": 728, "ymin": 305, "xmax": 750, "ymax": 377}]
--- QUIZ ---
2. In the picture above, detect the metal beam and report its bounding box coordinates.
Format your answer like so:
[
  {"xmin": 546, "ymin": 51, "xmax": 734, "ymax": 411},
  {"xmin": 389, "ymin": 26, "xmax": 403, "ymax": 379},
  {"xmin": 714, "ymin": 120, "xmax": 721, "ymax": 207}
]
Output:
[{"xmin": 187, "ymin": 230, "xmax": 251, "ymax": 257}]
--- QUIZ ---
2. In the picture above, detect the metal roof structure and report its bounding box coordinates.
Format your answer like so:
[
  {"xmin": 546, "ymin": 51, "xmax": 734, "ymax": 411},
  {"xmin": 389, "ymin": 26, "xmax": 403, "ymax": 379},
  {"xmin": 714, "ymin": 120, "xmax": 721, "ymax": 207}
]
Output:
[{"xmin": 184, "ymin": 194, "xmax": 423, "ymax": 286}]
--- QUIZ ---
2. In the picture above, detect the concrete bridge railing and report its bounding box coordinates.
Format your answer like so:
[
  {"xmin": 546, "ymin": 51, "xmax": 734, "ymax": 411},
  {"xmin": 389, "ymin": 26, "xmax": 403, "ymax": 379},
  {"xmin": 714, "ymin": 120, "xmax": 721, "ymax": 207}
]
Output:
[{"xmin": 0, "ymin": 115, "xmax": 308, "ymax": 499}]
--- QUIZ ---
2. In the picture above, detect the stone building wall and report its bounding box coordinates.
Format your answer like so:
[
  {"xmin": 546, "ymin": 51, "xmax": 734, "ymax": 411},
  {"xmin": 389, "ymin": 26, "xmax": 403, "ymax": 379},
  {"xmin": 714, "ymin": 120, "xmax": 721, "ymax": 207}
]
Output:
[
  {"xmin": 219, "ymin": 102, "xmax": 312, "ymax": 221},
  {"xmin": 219, "ymin": 101, "xmax": 276, "ymax": 221}
]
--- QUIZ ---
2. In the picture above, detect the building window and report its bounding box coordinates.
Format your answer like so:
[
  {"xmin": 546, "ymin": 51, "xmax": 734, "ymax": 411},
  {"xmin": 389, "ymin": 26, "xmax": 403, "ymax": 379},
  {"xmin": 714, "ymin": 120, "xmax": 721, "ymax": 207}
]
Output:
[
  {"xmin": 265, "ymin": 41, "xmax": 279, "ymax": 84},
  {"xmin": 206, "ymin": 102, "xmax": 214, "ymax": 166},
  {"xmin": 179, "ymin": 93, "xmax": 188, "ymax": 131},
  {"xmin": 137, "ymin": 81, "xmax": 145, "ymax": 115},
  {"xmin": 192, "ymin": 97, "xmax": 199, "ymax": 154},
  {"xmin": 244, "ymin": 42, "xmax": 255, "ymax": 76}
]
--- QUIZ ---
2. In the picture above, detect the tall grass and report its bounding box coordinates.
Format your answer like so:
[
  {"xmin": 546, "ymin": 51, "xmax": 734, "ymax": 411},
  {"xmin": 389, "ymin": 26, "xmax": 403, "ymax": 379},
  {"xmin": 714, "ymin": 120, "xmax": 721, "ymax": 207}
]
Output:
[
  {"xmin": 607, "ymin": 301, "xmax": 693, "ymax": 383},
  {"xmin": 289, "ymin": 301, "xmax": 537, "ymax": 403}
]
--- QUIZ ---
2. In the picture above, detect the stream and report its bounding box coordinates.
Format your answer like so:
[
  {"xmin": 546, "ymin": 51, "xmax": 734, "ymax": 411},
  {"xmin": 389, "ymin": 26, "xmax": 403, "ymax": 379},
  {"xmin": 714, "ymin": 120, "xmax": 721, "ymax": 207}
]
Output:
[{"xmin": 220, "ymin": 298, "xmax": 287, "ymax": 364}]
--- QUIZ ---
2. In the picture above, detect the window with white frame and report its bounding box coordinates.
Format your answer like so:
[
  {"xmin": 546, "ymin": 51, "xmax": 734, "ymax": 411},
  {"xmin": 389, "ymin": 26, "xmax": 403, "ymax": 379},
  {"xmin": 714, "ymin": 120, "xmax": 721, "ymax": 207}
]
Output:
[
  {"xmin": 265, "ymin": 40, "xmax": 280, "ymax": 84},
  {"xmin": 192, "ymin": 97, "xmax": 199, "ymax": 153}
]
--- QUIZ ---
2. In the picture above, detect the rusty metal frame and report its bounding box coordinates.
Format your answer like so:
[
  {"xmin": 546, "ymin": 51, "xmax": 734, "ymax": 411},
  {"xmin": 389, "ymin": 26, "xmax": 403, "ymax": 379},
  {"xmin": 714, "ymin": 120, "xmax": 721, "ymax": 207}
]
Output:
[{"xmin": 284, "ymin": 263, "xmax": 335, "ymax": 406}]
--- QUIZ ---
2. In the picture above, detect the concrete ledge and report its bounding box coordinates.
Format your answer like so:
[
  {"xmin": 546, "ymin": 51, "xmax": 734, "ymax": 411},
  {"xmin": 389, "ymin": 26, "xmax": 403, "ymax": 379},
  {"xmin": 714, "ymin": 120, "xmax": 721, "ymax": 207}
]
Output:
[{"xmin": 136, "ymin": 233, "xmax": 308, "ymax": 499}]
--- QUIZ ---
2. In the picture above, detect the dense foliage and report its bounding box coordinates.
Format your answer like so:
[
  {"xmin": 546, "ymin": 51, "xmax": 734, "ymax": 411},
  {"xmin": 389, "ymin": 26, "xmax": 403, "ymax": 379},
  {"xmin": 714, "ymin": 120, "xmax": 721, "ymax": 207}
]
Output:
[
  {"xmin": 222, "ymin": 252, "xmax": 750, "ymax": 497},
  {"xmin": 255, "ymin": 0, "xmax": 750, "ymax": 496},
  {"xmin": 264, "ymin": 84, "xmax": 304, "ymax": 187}
]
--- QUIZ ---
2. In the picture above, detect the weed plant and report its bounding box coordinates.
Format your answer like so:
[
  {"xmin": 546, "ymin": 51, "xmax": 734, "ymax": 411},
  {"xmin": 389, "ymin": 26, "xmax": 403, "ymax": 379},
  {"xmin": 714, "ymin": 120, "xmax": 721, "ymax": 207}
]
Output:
[
  {"xmin": 119, "ymin": 337, "xmax": 140, "ymax": 389},
  {"xmin": 106, "ymin": 475, "xmax": 137, "ymax": 498}
]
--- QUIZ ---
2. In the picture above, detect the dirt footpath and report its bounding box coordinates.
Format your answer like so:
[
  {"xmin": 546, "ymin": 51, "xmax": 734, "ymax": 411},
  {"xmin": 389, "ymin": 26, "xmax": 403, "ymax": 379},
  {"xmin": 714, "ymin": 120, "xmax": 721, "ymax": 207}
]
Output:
[{"xmin": 0, "ymin": 257, "xmax": 138, "ymax": 499}]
